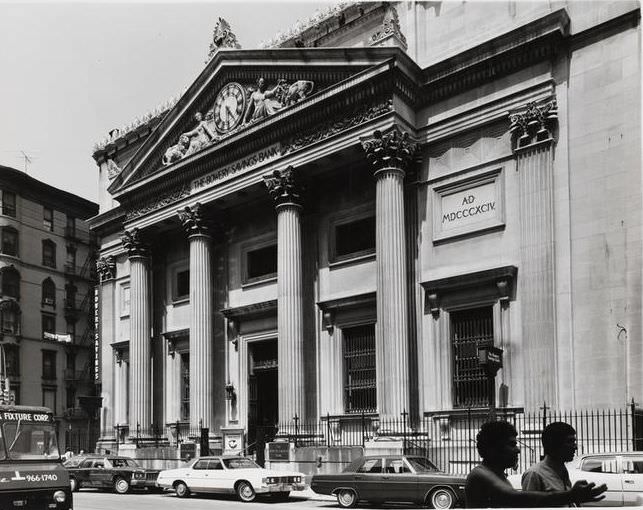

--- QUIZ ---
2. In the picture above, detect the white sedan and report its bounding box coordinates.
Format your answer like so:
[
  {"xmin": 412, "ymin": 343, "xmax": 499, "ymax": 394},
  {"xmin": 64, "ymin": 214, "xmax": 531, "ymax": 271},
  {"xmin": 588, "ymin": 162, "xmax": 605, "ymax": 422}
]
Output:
[{"xmin": 156, "ymin": 455, "xmax": 307, "ymax": 502}]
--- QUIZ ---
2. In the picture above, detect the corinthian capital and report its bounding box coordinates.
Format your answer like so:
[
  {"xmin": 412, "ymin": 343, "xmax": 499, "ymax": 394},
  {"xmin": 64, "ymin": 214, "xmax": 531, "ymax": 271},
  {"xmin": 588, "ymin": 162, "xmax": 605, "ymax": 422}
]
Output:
[
  {"xmin": 96, "ymin": 256, "xmax": 116, "ymax": 282},
  {"xmin": 509, "ymin": 98, "xmax": 558, "ymax": 150},
  {"xmin": 361, "ymin": 125, "xmax": 417, "ymax": 174},
  {"xmin": 121, "ymin": 228, "xmax": 149, "ymax": 258},
  {"xmin": 178, "ymin": 202, "xmax": 210, "ymax": 236},
  {"xmin": 264, "ymin": 166, "xmax": 302, "ymax": 207}
]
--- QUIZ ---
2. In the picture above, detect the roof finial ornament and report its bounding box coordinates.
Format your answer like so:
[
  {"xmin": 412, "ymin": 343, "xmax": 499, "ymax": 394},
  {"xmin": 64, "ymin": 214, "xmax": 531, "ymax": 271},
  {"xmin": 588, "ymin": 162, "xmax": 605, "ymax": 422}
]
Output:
[{"xmin": 206, "ymin": 17, "xmax": 241, "ymax": 62}]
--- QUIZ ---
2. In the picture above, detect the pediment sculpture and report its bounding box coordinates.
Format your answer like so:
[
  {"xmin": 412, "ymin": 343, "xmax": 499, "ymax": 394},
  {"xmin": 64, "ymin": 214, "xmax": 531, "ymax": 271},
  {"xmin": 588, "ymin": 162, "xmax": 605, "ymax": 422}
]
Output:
[{"xmin": 161, "ymin": 77, "xmax": 314, "ymax": 166}]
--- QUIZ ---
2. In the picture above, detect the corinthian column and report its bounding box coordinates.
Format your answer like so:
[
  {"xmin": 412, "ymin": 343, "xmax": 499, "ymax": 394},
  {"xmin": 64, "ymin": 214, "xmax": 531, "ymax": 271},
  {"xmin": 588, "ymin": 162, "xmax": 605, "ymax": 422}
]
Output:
[
  {"xmin": 264, "ymin": 167, "xmax": 305, "ymax": 425},
  {"xmin": 510, "ymin": 99, "xmax": 559, "ymax": 408},
  {"xmin": 177, "ymin": 203, "xmax": 214, "ymax": 431},
  {"xmin": 96, "ymin": 256, "xmax": 116, "ymax": 438},
  {"xmin": 121, "ymin": 228, "xmax": 151, "ymax": 431},
  {"xmin": 361, "ymin": 126, "xmax": 417, "ymax": 421}
]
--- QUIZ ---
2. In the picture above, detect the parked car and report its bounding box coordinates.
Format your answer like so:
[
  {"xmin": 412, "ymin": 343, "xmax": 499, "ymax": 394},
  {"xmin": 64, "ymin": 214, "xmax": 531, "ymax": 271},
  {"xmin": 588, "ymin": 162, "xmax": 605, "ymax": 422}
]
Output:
[
  {"xmin": 156, "ymin": 455, "xmax": 307, "ymax": 502},
  {"xmin": 508, "ymin": 452, "xmax": 643, "ymax": 506},
  {"xmin": 63, "ymin": 454, "xmax": 160, "ymax": 494},
  {"xmin": 311, "ymin": 455, "xmax": 466, "ymax": 509}
]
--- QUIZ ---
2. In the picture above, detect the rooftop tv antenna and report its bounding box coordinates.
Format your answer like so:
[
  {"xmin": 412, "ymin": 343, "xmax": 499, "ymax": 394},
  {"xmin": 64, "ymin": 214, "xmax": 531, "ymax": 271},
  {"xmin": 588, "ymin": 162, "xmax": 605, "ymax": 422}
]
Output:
[{"xmin": 20, "ymin": 151, "xmax": 32, "ymax": 174}]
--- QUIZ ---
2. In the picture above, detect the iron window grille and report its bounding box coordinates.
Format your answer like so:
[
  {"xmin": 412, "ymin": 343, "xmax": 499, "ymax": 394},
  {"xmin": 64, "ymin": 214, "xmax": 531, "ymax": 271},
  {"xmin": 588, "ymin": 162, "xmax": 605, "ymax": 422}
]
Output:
[
  {"xmin": 451, "ymin": 306, "xmax": 494, "ymax": 408},
  {"xmin": 343, "ymin": 324, "xmax": 376, "ymax": 413},
  {"xmin": 180, "ymin": 353, "xmax": 190, "ymax": 421}
]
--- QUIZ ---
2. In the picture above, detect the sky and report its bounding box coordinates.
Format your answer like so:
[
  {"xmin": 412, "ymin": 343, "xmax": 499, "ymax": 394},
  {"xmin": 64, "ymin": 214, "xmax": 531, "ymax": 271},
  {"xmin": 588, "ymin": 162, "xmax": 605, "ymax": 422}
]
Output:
[{"xmin": 0, "ymin": 0, "xmax": 330, "ymax": 203}]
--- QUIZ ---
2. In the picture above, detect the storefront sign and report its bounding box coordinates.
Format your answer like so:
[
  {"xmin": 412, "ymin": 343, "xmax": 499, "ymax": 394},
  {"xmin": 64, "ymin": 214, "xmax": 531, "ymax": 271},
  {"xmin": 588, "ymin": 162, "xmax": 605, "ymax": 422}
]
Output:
[
  {"xmin": 433, "ymin": 170, "xmax": 504, "ymax": 242},
  {"xmin": 268, "ymin": 441, "xmax": 291, "ymax": 462},
  {"xmin": 190, "ymin": 143, "xmax": 281, "ymax": 194}
]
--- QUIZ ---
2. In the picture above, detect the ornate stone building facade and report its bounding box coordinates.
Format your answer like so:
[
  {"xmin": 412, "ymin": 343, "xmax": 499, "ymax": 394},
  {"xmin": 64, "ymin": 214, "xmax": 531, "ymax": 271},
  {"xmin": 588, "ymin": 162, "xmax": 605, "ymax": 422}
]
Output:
[
  {"xmin": 91, "ymin": 1, "xmax": 641, "ymax": 458},
  {"xmin": 0, "ymin": 165, "xmax": 98, "ymax": 450}
]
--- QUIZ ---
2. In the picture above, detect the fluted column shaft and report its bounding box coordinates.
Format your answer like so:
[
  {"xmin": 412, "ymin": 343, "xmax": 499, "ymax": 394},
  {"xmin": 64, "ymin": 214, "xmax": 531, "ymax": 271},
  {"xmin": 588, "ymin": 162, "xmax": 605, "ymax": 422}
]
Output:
[
  {"xmin": 188, "ymin": 233, "xmax": 214, "ymax": 430},
  {"xmin": 264, "ymin": 167, "xmax": 306, "ymax": 425},
  {"xmin": 128, "ymin": 254, "xmax": 151, "ymax": 429},
  {"xmin": 361, "ymin": 127, "xmax": 416, "ymax": 421},
  {"xmin": 375, "ymin": 167, "xmax": 410, "ymax": 420},
  {"xmin": 276, "ymin": 202, "xmax": 305, "ymax": 424}
]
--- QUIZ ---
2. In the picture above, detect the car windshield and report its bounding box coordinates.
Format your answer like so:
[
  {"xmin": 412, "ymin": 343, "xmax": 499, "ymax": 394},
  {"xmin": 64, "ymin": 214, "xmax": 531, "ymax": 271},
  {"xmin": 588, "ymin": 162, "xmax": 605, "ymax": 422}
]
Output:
[
  {"xmin": 109, "ymin": 458, "xmax": 139, "ymax": 468},
  {"xmin": 222, "ymin": 458, "xmax": 259, "ymax": 469},
  {"xmin": 3, "ymin": 422, "xmax": 59, "ymax": 460},
  {"xmin": 406, "ymin": 457, "xmax": 439, "ymax": 472}
]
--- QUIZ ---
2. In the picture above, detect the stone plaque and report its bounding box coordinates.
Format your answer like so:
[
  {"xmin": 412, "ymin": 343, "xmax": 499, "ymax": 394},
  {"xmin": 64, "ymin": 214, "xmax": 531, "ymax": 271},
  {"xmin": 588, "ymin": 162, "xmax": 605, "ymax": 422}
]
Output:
[
  {"xmin": 433, "ymin": 169, "xmax": 504, "ymax": 242},
  {"xmin": 267, "ymin": 441, "xmax": 291, "ymax": 462}
]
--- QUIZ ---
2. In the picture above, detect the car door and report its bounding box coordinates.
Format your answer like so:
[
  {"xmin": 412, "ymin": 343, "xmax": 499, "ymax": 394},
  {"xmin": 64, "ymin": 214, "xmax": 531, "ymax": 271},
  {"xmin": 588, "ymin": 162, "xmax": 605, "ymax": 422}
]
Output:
[
  {"xmin": 619, "ymin": 454, "xmax": 643, "ymax": 505},
  {"xmin": 575, "ymin": 455, "xmax": 623, "ymax": 506},
  {"xmin": 352, "ymin": 457, "xmax": 384, "ymax": 501},
  {"xmin": 88, "ymin": 459, "xmax": 109, "ymax": 488},
  {"xmin": 77, "ymin": 459, "xmax": 93, "ymax": 487},
  {"xmin": 204, "ymin": 459, "xmax": 226, "ymax": 492},
  {"xmin": 189, "ymin": 459, "xmax": 209, "ymax": 491},
  {"xmin": 380, "ymin": 457, "xmax": 418, "ymax": 502}
]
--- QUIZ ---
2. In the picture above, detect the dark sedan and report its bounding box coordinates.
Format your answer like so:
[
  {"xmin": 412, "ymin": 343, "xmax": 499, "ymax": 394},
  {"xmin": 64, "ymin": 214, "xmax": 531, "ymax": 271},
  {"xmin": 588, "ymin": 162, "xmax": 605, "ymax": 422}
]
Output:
[
  {"xmin": 311, "ymin": 455, "xmax": 466, "ymax": 509},
  {"xmin": 63, "ymin": 454, "xmax": 159, "ymax": 494}
]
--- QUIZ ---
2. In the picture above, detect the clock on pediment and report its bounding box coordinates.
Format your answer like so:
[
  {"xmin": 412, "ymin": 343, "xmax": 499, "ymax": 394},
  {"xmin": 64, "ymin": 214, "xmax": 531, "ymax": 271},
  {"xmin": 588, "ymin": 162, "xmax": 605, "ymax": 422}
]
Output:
[{"xmin": 213, "ymin": 82, "xmax": 246, "ymax": 134}]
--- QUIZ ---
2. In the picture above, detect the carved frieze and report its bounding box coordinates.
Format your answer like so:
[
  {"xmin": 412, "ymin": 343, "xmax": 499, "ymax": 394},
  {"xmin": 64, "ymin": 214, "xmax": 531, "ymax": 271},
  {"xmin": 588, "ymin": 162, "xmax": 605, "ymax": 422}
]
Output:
[
  {"xmin": 264, "ymin": 166, "xmax": 301, "ymax": 206},
  {"xmin": 177, "ymin": 202, "xmax": 210, "ymax": 236},
  {"xmin": 509, "ymin": 98, "xmax": 558, "ymax": 150},
  {"xmin": 106, "ymin": 159, "xmax": 122, "ymax": 180},
  {"xmin": 121, "ymin": 228, "xmax": 148, "ymax": 258},
  {"xmin": 125, "ymin": 184, "xmax": 191, "ymax": 221},
  {"xmin": 161, "ymin": 77, "xmax": 315, "ymax": 167},
  {"xmin": 281, "ymin": 98, "xmax": 393, "ymax": 155},
  {"xmin": 361, "ymin": 125, "xmax": 418, "ymax": 173},
  {"xmin": 96, "ymin": 256, "xmax": 116, "ymax": 282}
]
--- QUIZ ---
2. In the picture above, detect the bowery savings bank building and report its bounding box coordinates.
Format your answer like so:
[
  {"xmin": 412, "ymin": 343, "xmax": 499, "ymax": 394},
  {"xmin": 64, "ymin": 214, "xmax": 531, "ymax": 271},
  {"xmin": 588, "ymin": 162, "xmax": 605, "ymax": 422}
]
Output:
[{"xmin": 90, "ymin": 1, "xmax": 642, "ymax": 460}]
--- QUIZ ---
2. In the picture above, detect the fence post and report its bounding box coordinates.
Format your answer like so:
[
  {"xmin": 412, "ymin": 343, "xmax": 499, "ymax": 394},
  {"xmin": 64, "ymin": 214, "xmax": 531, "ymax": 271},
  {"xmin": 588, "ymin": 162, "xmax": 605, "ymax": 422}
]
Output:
[
  {"xmin": 541, "ymin": 401, "xmax": 549, "ymax": 432},
  {"xmin": 631, "ymin": 398, "xmax": 637, "ymax": 451},
  {"xmin": 361, "ymin": 412, "xmax": 366, "ymax": 448},
  {"xmin": 401, "ymin": 410, "xmax": 408, "ymax": 454},
  {"xmin": 326, "ymin": 413, "xmax": 330, "ymax": 447},
  {"xmin": 467, "ymin": 407, "xmax": 472, "ymax": 471}
]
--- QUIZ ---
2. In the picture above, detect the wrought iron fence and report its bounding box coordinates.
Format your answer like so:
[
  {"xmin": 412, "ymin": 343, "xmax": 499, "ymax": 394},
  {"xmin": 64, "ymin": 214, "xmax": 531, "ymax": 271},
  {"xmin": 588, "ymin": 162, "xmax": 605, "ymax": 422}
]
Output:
[{"xmin": 277, "ymin": 403, "xmax": 642, "ymax": 474}]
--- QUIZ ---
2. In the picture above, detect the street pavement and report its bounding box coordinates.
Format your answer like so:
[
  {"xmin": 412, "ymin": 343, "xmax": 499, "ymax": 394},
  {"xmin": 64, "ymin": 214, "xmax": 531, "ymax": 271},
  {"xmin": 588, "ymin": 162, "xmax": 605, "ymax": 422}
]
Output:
[{"xmin": 73, "ymin": 488, "xmax": 340, "ymax": 510}]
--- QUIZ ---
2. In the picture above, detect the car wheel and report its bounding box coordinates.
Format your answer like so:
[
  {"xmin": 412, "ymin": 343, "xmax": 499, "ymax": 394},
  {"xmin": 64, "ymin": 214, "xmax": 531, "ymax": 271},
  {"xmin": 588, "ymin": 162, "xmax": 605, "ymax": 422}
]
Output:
[
  {"xmin": 174, "ymin": 481, "xmax": 190, "ymax": 498},
  {"xmin": 428, "ymin": 488, "xmax": 455, "ymax": 509},
  {"xmin": 114, "ymin": 476, "xmax": 130, "ymax": 494},
  {"xmin": 336, "ymin": 488, "xmax": 358, "ymax": 508},
  {"xmin": 69, "ymin": 477, "xmax": 79, "ymax": 492},
  {"xmin": 236, "ymin": 480, "xmax": 256, "ymax": 502}
]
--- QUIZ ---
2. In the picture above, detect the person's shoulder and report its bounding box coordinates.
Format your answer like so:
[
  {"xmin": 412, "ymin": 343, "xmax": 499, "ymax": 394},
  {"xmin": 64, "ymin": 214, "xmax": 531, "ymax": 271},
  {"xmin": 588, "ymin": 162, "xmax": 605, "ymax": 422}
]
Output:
[{"xmin": 467, "ymin": 464, "xmax": 495, "ymax": 483}]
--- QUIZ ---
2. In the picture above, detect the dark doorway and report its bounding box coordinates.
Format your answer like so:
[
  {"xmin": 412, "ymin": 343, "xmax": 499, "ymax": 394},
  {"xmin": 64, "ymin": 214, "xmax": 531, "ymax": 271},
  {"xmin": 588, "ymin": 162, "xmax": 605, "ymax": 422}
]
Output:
[{"xmin": 247, "ymin": 339, "xmax": 278, "ymax": 466}]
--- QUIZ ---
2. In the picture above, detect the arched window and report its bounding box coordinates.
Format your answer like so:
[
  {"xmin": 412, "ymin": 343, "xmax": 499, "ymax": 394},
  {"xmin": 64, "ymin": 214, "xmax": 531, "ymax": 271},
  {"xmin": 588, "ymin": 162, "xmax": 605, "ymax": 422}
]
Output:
[
  {"xmin": 42, "ymin": 240, "xmax": 56, "ymax": 268},
  {"xmin": 1, "ymin": 227, "xmax": 18, "ymax": 257},
  {"xmin": 0, "ymin": 295, "xmax": 21, "ymax": 335},
  {"xmin": 42, "ymin": 278, "xmax": 56, "ymax": 306},
  {"xmin": 1, "ymin": 267, "xmax": 20, "ymax": 300}
]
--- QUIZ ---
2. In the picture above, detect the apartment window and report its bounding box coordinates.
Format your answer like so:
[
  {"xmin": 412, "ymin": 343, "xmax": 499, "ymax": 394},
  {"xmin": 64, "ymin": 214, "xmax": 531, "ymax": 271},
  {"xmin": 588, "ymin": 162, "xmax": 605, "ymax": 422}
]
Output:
[
  {"xmin": 43, "ymin": 207, "xmax": 54, "ymax": 231},
  {"xmin": 66, "ymin": 215, "xmax": 75, "ymax": 237},
  {"xmin": 4, "ymin": 345, "xmax": 19, "ymax": 376},
  {"xmin": 1, "ymin": 227, "xmax": 18, "ymax": 257},
  {"xmin": 343, "ymin": 324, "xmax": 376, "ymax": 413},
  {"xmin": 9, "ymin": 384, "xmax": 19, "ymax": 405},
  {"xmin": 1, "ymin": 267, "xmax": 19, "ymax": 299},
  {"xmin": 66, "ymin": 321, "xmax": 75, "ymax": 343},
  {"xmin": 174, "ymin": 269, "xmax": 189, "ymax": 301},
  {"xmin": 66, "ymin": 387, "xmax": 76, "ymax": 410},
  {"xmin": 65, "ymin": 283, "xmax": 77, "ymax": 309},
  {"xmin": 42, "ymin": 314, "xmax": 56, "ymax": 339},
  {"xmin": 1, "ymin": 191, "xmax": 16, "ymax": 217},
  {"xmin": 120, "ymin": 284, "xmax": 130, "ymax": 317},
  {"xmin": 0, "ymin": 299, "xmax": 20, "ymax": 335},
  {"xmin": 42, "ymin": 350, "xmax": 57, "ymax": 379},
  {"xmin": 42, "ymin": 278, "xmax": 56, "ymax": 306},
  {"xmin": 333, "ymin": 215, "xmax": 375, "ymax": 261},
  {"xmin": 65, "ymin": 245, "xmax": 76, "ymax": 274},
  {"xmin": 42, "ymin": 387, "xmax": 56, "ymax": 412},
  {"xmin": 180, "ymin": 352, "xmax": 190, "ymax": 421},
  {"xmin": 245, "ymin": 244, "xmax": 277, "ymax": 282},
  {"xmin": 42, "ymin": 240, "xmax": 56, "ymax": 268},
  {"xmin": 451, "ymin": 306, "xmax": 494, "ymax": 408}
]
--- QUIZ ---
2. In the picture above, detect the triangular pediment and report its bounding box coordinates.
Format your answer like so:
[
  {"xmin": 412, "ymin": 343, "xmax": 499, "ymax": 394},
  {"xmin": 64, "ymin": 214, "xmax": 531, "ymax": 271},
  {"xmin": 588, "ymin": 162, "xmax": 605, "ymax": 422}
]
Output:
[{"xmin": 109, "ymin": 47, "xmax": 418, "ymax": 200}]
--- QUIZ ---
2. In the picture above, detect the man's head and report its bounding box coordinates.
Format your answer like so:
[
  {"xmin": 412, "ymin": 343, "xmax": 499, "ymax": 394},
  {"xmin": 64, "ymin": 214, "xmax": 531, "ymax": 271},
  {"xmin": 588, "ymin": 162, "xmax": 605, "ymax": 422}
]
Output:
[
  {"xmin": 476, "ymin": 420, "xmax": 520, "ymax": 470},
  {"xmin": 542, "ymin": 422, "xmax": 577, "ymax": 462}
]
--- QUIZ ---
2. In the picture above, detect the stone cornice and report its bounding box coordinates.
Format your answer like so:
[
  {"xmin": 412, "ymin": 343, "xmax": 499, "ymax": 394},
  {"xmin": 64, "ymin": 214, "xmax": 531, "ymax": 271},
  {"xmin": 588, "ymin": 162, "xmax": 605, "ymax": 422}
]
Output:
[
  {"xmin": 220, "ymin": 299, "xmax": 277, "ymax": 320},
  {"xmin": 421, "ymin": 8, "xmax": 570, "ymax": 103}
]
